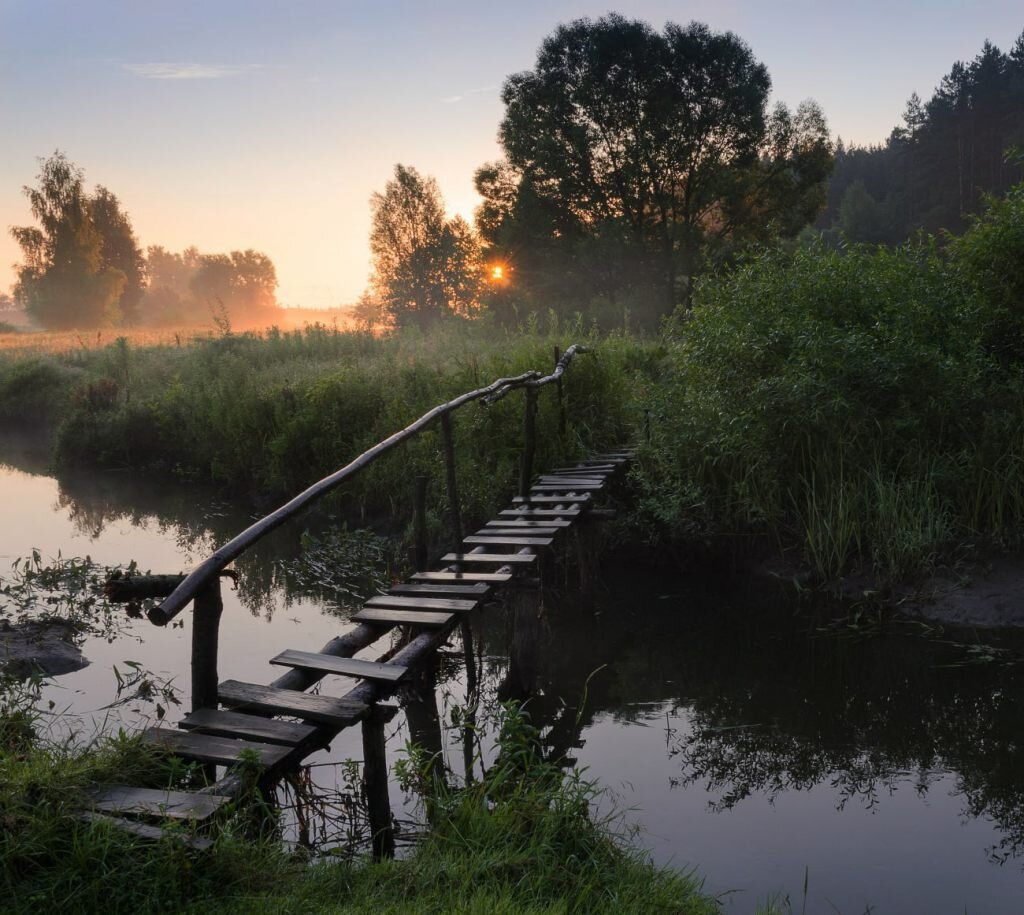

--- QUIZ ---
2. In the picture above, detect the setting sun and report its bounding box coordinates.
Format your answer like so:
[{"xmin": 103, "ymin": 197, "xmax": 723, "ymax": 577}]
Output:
[{"xmin": 490, "ymin": 264, "xmax": 505, "ymax": 281}]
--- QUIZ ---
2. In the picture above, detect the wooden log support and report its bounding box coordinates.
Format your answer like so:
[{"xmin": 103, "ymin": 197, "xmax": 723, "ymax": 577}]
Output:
[
  {"xmin": 440, "ymin": 412, "xmax": 463, "ymax": 546},
  {"xmin": 361, "ymin": 705, "xmax": 396, "ymax": 860},
  {"xmin": 191, "ymin": 579, "xmax": 223, "ymax": 713},
  {"xmin": 519, "ymin": 387, "xmax": 538, "ymax": 499},
  {"xmin": 554, "ymin": 345, "xmax": 566, "ymax": 435},
  {"xmin": 414, "ymin": 475, "xmax": 428, "ymax": 573}
]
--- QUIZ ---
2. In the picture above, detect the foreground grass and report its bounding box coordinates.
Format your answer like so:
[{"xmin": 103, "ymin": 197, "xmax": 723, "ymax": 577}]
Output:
[{"xmin": 0, "ymin": 695, "xmax": 716, "ymax": 914}]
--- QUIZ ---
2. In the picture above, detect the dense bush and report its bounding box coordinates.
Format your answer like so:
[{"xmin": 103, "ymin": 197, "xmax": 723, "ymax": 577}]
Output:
[{"xmin": 635, "ymin": 184, "xmax": 1024, "ymax": 582}]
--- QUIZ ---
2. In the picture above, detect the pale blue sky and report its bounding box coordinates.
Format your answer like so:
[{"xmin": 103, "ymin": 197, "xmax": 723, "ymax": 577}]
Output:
[{"xmin": 2, "ymin": 1, "xmax": 1021, "ymax": 306}]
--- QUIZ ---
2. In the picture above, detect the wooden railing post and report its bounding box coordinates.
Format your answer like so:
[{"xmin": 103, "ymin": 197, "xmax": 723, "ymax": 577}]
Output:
[
  {"xmin": 414, "ymin": 475, "xmax": 428, "ymax": 572},
  {"xmin": 361, "ymin": 705, "xmax": 396, "ymax": 860},
  {"xmin": 439, "ymin": 413, "xmax": 463, "ymax": 544},
  {"xmin": 191, "ymin": 578, "xmax": 223, "ymax": 713},
  {"xmin": 519, "ymin": 387, "xmax": 538, "ymax": 499},
  {"xmin": 554, "ymin": 345, "xmax": 566, "ymax": 436}
]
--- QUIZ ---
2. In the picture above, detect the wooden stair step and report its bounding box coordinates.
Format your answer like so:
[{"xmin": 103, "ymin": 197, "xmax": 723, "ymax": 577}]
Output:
[
  {"xmin": 499, "ymin": 508, "xmax": 581, "ymax": 518},
  {"xmin": 463, "ymin": 535, "xmax": 554, "ymax": 548},
  {"xmin": 88, "ymin": 786, "xmax": 230, "ymax": 821},
  {"xmin": 365, "ymin": 595, "xmax": 479, "ymax": 612},
  {"xmin": 270, "ymin": 649, "xmax": 408, "ymax": 683},
  {"xmin": 484, "ymin": 518, "xmax": 571, "ymax": 529},
  {"xmin": 143, "ymin": 726, "xmax": 292, "ymax": 768},
  {"xmin": 218, "ymin": 680, "xmax": 367, "ymax": 726},
  {"xmin": 81, "ymin": 811, "xmax": 214, "ymax": 850},
  {"xmin": 411, "ymin": 570, "xmax": 513, "ymax": 583},
  {"xmin": 441, "ymin": 552, "xmax": 537, "ymax": 564},
  {"xmin": 512, "ymin": 494, "xmax": 591, "ymax": 504},
  {"xmin": 550, "ymin": 465, "xmax": 616, "ymax": 473},
  {"xmin": 536, "ymin": 476, "xmax": 606, "ymax": 485},
  {"xmin": 179, "ymin": 708, "xmax": 317, "ymax": 746},
  {"xmin": 353, "ymin": 607, "xmax": 455, "ymax": 628},
  {"xmin": 388, "ymin": 582, "xmax": 491, "ymax": 597},
  {"xmin": 476, "ymin": 526, "xmax": 560, "ymax": 537},
  {"xmin": 531, "ymin": 483, "xmax": 604, "ymax": 492}
]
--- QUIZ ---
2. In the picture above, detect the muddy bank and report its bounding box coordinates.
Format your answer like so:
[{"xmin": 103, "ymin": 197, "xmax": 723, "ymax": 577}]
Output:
[{"xmin": 0, "ymin": 618, "xmax": 89, "ymax": 677}]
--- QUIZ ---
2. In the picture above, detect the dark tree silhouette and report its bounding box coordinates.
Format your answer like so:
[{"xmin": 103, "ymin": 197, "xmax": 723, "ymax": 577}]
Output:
[{"xmin": 89, "ymin": 186, "xmax": 146, "ymax": 325}]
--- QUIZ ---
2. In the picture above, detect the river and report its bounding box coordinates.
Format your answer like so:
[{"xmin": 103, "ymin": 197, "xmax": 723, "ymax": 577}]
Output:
[{"xmin": 2, "ymin": 440, "xmax": 1023, "ymax": 914}]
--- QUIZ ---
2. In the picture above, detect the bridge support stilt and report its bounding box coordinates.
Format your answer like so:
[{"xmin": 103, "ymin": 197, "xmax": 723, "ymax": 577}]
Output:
[
  {"xmin": 191, "ymin": 579, "xmax": 223, "ymax": 713},
  {"xmin": 361, "ymin": 706, "xmax": 396, "ymax": 860}
]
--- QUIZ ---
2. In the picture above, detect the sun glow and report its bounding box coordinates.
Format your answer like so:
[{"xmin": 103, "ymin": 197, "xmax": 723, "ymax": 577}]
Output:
[{"xmin": 489, "ymin": 263, "xmax": 508, "ymax": 283}]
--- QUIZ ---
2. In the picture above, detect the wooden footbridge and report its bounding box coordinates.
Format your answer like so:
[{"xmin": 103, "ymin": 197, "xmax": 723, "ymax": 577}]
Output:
[{"xmin": 91, "ymin": 345, "xmax": 633, "ymax": 855}]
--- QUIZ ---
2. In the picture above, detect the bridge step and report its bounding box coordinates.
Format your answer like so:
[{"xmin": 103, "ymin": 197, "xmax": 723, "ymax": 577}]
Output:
[
  {"xmin": 365, "ymin": 595, "xmax": 479, "ymax": 612},
  {"xmin": 498, "ymin": 508, "xmax": 581, "ymax": 519},
  {"xmin": 353, "ymin": 608, "xmax": 455, "ymax": 628},
  {"xmin": 441, "ymin": 552, "xmax": 537, "ymax": 565},
  {"xmin": 411, "ymin": 570, "xmax": 513, "ymax": 583},
  {"xmin": 535, "ymin": 476, "xmax": 606, "ymax": 485},
  {"xmin": 530, "ymin": 483, "xmax": 604, "ymax": 492},
  {"xmin": 179, "ymin": 708, "xmax": 317, "ymax": 746},
  {"xmin": 143, "ymin": 727, "xmax": 292, "ymax": 768},
  {"xmin": 549, "ymin": 465, "xmax": 616, "ymax": 473},
  {"xmin": 512, "ymin": 495, "xmax": 591, "ymax": 504},
  {"xmin": 218, "ymin": 680, "xmax": 367, "ymax": 726},
  {"xmin": 388, "ymin": 582, "xmax": 491, "ymax": 597},
  {"xmin": 483, "ymin": 524, "xmax": 573, "ymax": 532},
  {"xmin": 82, "ymin": 811, "xmax": 214, "ymax": 850},
  {"xmin": 87, "ymin": 786, "xmax": 230, "ymax": 821},
  {"xmin": 462, "ymin": 535, "xmax": 554, "ymax": 548},
  {"xmin": 476, "ymin": 527, "xmax": 560, "ymax": 537},
  {"xmin": 270, "ymin": 649, "xmax": 408, "ymax": 683}
]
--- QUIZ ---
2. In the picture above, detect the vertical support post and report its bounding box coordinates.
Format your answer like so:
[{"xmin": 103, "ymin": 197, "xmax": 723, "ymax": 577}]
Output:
[
  {"xmin": 361, "ymin": 706, "xmax": 396, "ymax": 860},
  {"xmin": 191, "ymin": 578, "xmax": 223, "ymax": 713},
  {"xmin": 414, "ymin": 474, "xmax": 428, "ymax": 572},
  {"xmin": 554, "ymin": 345, "xmax": 566, "ymax": 436},
  {"xmin": 519, "ymin": 387, "xmax": 538, "ymax": 499},
  {"xmin": 440, "ymin": 412, "xmax": 463, "ymax": 545}
]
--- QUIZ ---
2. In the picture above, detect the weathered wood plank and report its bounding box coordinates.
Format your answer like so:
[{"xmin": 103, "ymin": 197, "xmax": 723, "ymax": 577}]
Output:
[
  {"xmin": 476, "ymin": 527, "xmax": 560, "ymax": 537},
  {"xmin": 179, "ymin": 708, "xmax": 316, "ymax": 746},
  {"xmin": 483, "ymin": 519, "xmax": 571, "ymax": 529},
  {"xmin": 441, "ymin": 552, "xmax": 537, "ymax": 564},
  {"xmin": 218, "ymin": 680, "xmax": 367, "ymax": 726},
  {"xmin": 352, "ymin": 608, "xmax": 455, "ymax": 628},
  {"xmin": 462, "ymin": 535, "xmax": 554, "ymax": 548},
  {"xmin": 388, "ymin": 582, "xmax": 491, "ymax": 597},
  {"xmin": 411, "ymin": 570, "xmax": 513, "ymax": 583},
  {"xmin": 81, "ymin": 811, "xmax": 214, "ymax": 850},
  {"xmin": 269, "ymin": 650, "xmax": 408, "ymax": 683},
  {"xmin": 535, "ymin": 476, "xmax": 606, "ymax": 485},
  {"xmin": 530, "ymin": 482, "xmax": 604, "ymax": 491},
  {"xmin": 88, "ymin": 786, "xmax": 230, "ymax": 821},
  {"xmin": 144, "ymin": 727, "xmax": 292, "ymax": 767},
  {"xmin": 365, "ymin": 595, "xmax": 479, "ymax": 612},
  {"xmin": 512, "ymin": 494, "xmax": 591, "ymax": 504},
  {"xmin": 498, "ymin": 508, "xmax": 581, "ymax": 518}
]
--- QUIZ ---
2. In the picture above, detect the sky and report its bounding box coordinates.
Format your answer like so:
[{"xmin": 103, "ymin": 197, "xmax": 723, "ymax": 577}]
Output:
[{"xmin": 1, "ymin": 1, "xmax": 1022, "ymax": 308}]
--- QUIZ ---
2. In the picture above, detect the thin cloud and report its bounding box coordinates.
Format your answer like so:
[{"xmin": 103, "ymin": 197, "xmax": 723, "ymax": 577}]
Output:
[
  {"xmin": 124, "ymin": 62, "xmax": 260, "ymax": 80},
  {"xmin": 441, "ymin": 85, "xmax": 496, "ymax": 104}
]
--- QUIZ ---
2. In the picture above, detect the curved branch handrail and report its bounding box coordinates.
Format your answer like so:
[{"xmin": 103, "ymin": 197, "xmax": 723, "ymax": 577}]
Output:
[{"xmin": 149, "ymin": 345, "xmax": 587, "ymax": 626}]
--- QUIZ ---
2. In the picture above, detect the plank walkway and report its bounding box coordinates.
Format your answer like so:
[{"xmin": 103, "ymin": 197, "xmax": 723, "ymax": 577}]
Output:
[{"xmin": 84, "ymin": 449, "xmax": 633, "ymax": 841}]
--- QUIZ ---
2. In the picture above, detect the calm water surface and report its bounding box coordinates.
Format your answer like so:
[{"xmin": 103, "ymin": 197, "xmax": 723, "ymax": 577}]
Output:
[{"xmin": 2, "ymin": 444, "xmax": 1023, "ymax": 914}]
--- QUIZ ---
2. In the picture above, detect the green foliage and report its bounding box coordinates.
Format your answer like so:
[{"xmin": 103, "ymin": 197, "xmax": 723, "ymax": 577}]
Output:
[{"xmin": 635, "ymin": 183, "xmax": 1024, "ymax": 582}]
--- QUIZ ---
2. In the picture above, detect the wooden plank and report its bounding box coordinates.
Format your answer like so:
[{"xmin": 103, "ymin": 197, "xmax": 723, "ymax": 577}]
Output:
[
  {"xmin": 143, "ymin": 727, "xmax": 292, "ymax": 767},
  {"xmin": 388, "ymin": 582, "xmax": 491, "ymax": 597},
  {"xmin": 498, "ymin": 508, "xmax": 581, "ymax": 518},
  {"xmin": 549, "ymin": 465, "xmax": 616, "ymax": 472},
  {"xmin": 463, "ymin": 535, "xmax": 554, "ymax": 548},
  {"xmin": 536, "ymin": 476, "xmax": 606, "ymax": 484},
  {"xmin": 411, "ymin": 570, "xmax": 513, "ymax": 583},
  {"xmin": 441, "ymin": 552, "xmax": 537, "ymax": 564},
  {"xmin": 88, "ymin": 786, "xmax": 230, "ymax": 821},
  {"xmin": 483, "ymin": 519, "xmax": 571, "ymax": 529},
  {"xmin": 179, "ymin": 708, "xmax": 316, "ymax": 746},
  {"xmin": 352, "ymin": 608, "xmax": 455, "ymax": 628},
  {"xmin": 476, "ymin": 527, "xmax": 560, "ymax": 536},
  {"xmin": 531, "ymin": 482, "xmax": 604, "ymax": 491},
  {"xmin": 81, "ymin": 811, "xmax": 214, "ymax": 850},
  {"xmin": 365, "ymin": 595, "xmax": 479, "ymax": 612},
  {"xmin": 512, "ymin": 495, "xmax": 591, "ymax": 504},
  {"xmin": 270, "ymin": 649, "xmax": 408, "ymax": 683},
  {"xmin": 218, "ymin": 680, "xmax": 367, "ymax": 726}
]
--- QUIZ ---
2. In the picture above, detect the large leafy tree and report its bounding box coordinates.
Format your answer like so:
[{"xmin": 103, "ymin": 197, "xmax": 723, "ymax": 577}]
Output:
[
  {"xmin": 483, "ymin": 15, "xmax": 832, "ymax": 316},
  {"xmin": 10, "ymin": 152, "xmax": 126, "ymax": 328},
  {"xmin": 89, "ymin": 186, "xmax": 146, "ymax": 324},
  {"xmin": 369, "ymin": 164, "xmax": 482, "ymax": 328},
  {"xmin": 190, "ymin": 249, "xmax": 280, "ymax": 326}
]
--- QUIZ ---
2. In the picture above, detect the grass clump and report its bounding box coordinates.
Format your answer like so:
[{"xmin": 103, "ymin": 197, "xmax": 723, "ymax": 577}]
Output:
[{"xmin": 1, "ymin": 692, "xmax": 715, "ymax": 914}]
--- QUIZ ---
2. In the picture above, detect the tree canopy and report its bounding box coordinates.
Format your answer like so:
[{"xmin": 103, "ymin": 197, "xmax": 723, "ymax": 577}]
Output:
[
  {"xmin": 478, "ymin": 15, "xmax": 832, "ymax": 320},
  {"xmin": 369, "ymin": 164, "xmax": 482, "ymax": 328}
]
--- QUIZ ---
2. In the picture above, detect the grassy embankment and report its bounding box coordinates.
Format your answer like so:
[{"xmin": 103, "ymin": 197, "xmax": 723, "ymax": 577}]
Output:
[
  {"xmin": 2, "ymin": 182, "xmax": 1022, "ymax": 585},
  {"xmin": 0, "ymin": 686, "xmax": 716, "ymax": 914}
]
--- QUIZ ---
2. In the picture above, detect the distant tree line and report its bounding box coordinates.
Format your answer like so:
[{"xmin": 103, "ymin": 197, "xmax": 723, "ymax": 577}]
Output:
[
  {"xmin": 8, "ymin": 152, "xmax": 281, "ymax": 330},
  {"xmin": 820, "ymin": 33, "xmax": 1024, "ymax": 243}
]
